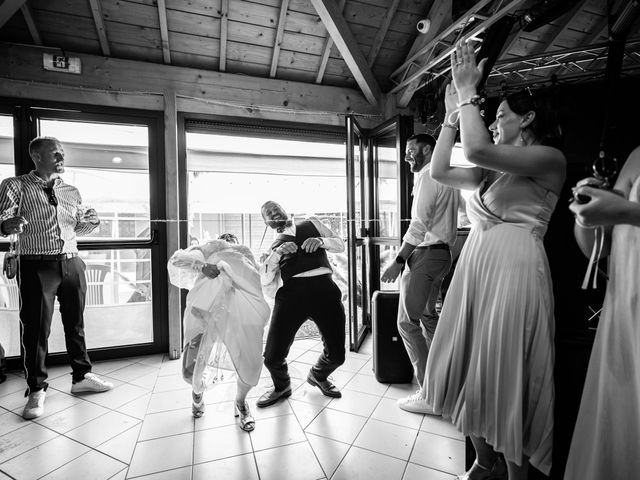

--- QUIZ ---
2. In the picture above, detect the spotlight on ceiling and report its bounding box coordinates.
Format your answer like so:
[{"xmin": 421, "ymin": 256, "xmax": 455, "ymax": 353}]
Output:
[{"xmin": 522, "ymin": 0, "xmax": 582, "ymax": 32}]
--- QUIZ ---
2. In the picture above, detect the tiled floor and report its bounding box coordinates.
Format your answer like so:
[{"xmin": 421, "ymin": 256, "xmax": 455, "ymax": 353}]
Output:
[{"xmin": 0, "ymin": 336, "xmax": 465, "ymax": 480}]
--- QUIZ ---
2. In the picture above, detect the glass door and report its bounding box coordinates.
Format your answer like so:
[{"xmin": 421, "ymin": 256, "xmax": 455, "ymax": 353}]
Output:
[
  {"xmin": 345, "ymin": 115, "xmax": 412, "ymax": 352},
  {"xmin": 346, "ymin": 116, "xmax": 368, "ymax": 351},
  {"xmin": 29, "ymin": 109, "xmax": 167, "ymax": 358}
]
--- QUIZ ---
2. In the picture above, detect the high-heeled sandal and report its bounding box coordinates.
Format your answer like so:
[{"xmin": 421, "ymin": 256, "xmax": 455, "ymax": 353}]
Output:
[
  {"xmin": 192, "ymin": 392, "xmax": 205, "ymax": 418},
  {"xmin": 234, "ymin": 401, "xmax": 255, "ymax": 432},
  {"xmin": 456, "ymin": 456, "xmax": 507, "ymax": 480}
]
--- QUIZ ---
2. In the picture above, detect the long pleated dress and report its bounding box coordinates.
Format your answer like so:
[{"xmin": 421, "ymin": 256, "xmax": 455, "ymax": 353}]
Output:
[
  {"xmin": 424, "ymin": 171, "xmax": 557, "ymax": 475},
  {"xmin": 564, "ymin": 175, "xmax": 640, "ymax": 480}
]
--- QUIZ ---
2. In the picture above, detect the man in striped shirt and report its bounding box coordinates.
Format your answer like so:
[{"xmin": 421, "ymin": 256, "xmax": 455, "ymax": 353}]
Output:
[{"xmin": 0, "ymin": 136, "xmax": 114, "ymax": 420}]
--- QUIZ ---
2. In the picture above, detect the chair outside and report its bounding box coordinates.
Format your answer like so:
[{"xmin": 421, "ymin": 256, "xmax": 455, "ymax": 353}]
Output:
[{"xmin": 85, "ymin": 264, "xmax": 110, "ymax": 306}]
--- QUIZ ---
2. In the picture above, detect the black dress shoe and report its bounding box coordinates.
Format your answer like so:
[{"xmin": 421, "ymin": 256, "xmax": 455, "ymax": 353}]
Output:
[
  {"xmin": 307, "ymin": 371, "xmax": 342, "ymax": 398},
  {"xmin": 256, "ymin": 386, "xmax": 292, "ymax": 408}
]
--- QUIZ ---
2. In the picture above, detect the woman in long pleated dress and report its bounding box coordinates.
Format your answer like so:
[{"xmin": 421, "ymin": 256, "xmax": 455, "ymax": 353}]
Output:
[
  {"xmin": 564, "ymin": 146, "xmax": 640, "ymax": 479},
  {"xmin": 425, "ymin": 42, "xmax": 566, "ymax": 480},
  {"xmin": 168, "ymin": 233, "xmax": 270, "ymax": 432}
]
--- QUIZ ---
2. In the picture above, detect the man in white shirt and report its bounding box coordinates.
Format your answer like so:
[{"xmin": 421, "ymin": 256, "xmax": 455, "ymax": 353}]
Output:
[
  {"xmin": 257, "ymin": 201, "xmax": 346, "ymax": 407},
  {"xmin": 381, "ymin": 134, "xmax": 461, "ymax": 413}
]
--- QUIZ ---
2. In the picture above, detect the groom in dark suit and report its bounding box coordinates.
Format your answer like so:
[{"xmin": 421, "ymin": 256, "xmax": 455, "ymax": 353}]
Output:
[{"xmin": 257, "ymin": 200, "xmax": 346, "ymax": 407}]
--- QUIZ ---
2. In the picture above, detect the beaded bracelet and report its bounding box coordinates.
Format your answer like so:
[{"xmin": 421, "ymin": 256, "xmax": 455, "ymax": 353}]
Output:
[{"xmin": 441, "ymin": 123, "xmax": 458, "ymax": 130}]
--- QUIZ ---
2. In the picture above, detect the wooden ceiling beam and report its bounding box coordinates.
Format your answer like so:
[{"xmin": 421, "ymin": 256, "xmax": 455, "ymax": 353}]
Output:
[
  {"xmin": 395, "ymin": 0, "xmax": 451, "ymax": 108},
  {"xmin": 315, "ymin": 0, "xmax": 345, "ymax": 84},
  {"xmin": 88, "ymin": 0, "xmax": 111, "ymax": 56},
  {"xmin": 157, "ymin": 0, "xmax": 171, "ymax": 63},
  {"xmin": 367, "ymin": 0, "xmax": 400, "ymax": 67},
  {"xmin": 219, "ymin": 0, "xmax": 229, "ymax": 72},
  {"xmin": 534, "ymin": 0, "xmax": 587, "ymax": 55},
  {"xmin": 270, "ymin": 0, "xmax": 290, "ymax": 78},
  {"xmin": 308, "ymin": 0, "xmax": 381, "ymax": 105},
  {"xmin": 0, "ymin": 0, "xmax": 26, "ymax": 29},
  {"xmin": 20, "ymin": 2, "xmax": 41, "ymax": 45}
]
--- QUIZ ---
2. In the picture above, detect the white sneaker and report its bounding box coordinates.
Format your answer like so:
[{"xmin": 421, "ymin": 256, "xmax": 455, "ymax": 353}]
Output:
[
  {"xmin": 397, "ymin": 389, "xmax": 439, "ymax": 415},
  {"xmin": 22, "ymin": 390, "xmax": 46, "ymax": 419},
  {"xmin": 71, "ymin": 373, "xmax": 114, "ymax": 394}
]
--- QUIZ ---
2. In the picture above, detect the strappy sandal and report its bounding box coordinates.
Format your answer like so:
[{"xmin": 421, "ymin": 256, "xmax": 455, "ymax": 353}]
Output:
[
  {"xmin": 456, "ymin": 456, "xmax": 507, "ymax": 480},
  {"xmin": 192, "ymin": 392, "xmax": 205, "ymax": 418},
  {"xmin": 234, "ymin": 401, "xmax": 255, "ymax": 432}
]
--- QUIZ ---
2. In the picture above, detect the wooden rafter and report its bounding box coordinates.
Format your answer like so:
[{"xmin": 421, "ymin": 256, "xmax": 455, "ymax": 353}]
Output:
[
  {"xmin": 396, "ymin": 0, "xmax": 451, "ymax": 108},
  {"xmin": 315, "ymin": 0, "xmax": 345, "ymax": 84},
  {"xmin": 88, "ymin": 0, "xmax": 111, "ymax": 56},
  {"xmin": 270, "ymin": 0, "xmax": 290, "ymax": 77},
  {"xmin": 219, "ymin": 0, "xmax": 229, "ymax": 72},
  {"xmin": 367, "ymin": 0, "xmax": 400, "ymax": 67},
  {"xmin": 0, "ymin": 0, "xmax": 25, "ymax": 30},
  {"xmin": 535, "ymin": 0, "xmax": 587, "ymax": 54},
  {"xmin": 20, "ymin": 2, "xmax": 41, "ymax": 45},
  {"xmin": 309, "ymin": 0, "xmax": 381, "ymax": 105},
  {"xmin": 157, "ymin": 0, "xmax": 171, "ymax": 63}
]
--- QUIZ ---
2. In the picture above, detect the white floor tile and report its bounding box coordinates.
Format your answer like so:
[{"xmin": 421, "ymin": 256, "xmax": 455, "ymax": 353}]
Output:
[
  {"xmin": 420, "ymin": 415, "xmax": 464, "ymax": 441},
  {"xmin": 193, "ymin": 401, "xmax": 236, "ymax": 431},
  {"xmin": 91, "ymin": 359, "xmax": 137, "ymax": 375},
  {"xmin": 128, "ymin": 466, "xmax": 192, "ymax": 480},
  {"xmin": 0, "ymin": 434, "xmax": 89, "ymax": 480},
  {"xmin": 40, "ymin": 449, "xmax": 127, "ymax": 480},
  {"xmin": 409, "ymin": 431, "xmax": 465, "ymax": 475},
  {"xmin": 403, "ymin": 462, "xmax": 456, "ymax": 480},
  {"xmin": 133, "ymin": 354, "xmax": 165, "ymax": 368},
  {"xmin": 339, "ymin": 356, "xmax": 369, "ymax": 373},
  {"xmin": 0, "ymin": 422, "xmax": 58, "ymax": 463},
  {"xmin": 305, "ymin": 408, "xmax": 367, "ymax": 444},
  {"xmin": 153, "ymin": 375, "xmax": 192, "ymax": 393},
  {"xmin": 193, "ymin": 424, "xmax": 252, "ymax": 463},
  {"xmin": 96, "ymin": 424, "xmax": 142, "ymax": 464},
  {"xmin": 371, "ymin": 397, "xmax": 423, "ymax": 430},
  {"xmin": 66, "ymin": 410, "xmax": 141, "ymax": 447},
  {"xmin": 0, "ymin": 410, "xmax": 27, "ymax": 436},
  {"xmin": 109, "ymin": 363, "xmax": 160, "ymax": 383},
  {"xmin": 327, "ymin": 390, "xmax": 380, "ymax": 417},
  {"xmin": 354, "ymin": 419, "xmax": 418, "ymax": 461},
  {"xmin": 147, "ymin": 389, "xmax": 192, "ymax": 414},
  {"xmin": 249, "ymin": 413, "xmax": 306, "ymax": 451},
  {"xmin": 139, "ymin": 408, "xmax": 193, "ymax": 441},
  {"xmin": 118, "ymin": 393, "xmax": 151, "ymax": 419},
  {"xmin": 343, "ymin": 373, "xmax": 389, "ymax": 397},
  {"xmin": 36, "ymin": 400, "xmax": 110, "ymax": 433},
  {"xmin": 331, "ymin": 446, "xmax": 406, "ymax": 480},
  {"xmin": 128, "ymin": 432, "xmax": 193, "ymax": 478},
  {"xmin": 306, "ymin": 433, "xmax": 350, "ymax": 478},
  {"xmin": 193, "ymin": 453, "xmax": 258, "ymax": 480},
  {"xmin": 0, "ymin": 374, "xmax": 27, "ymax": 396},
  {"xmin": 254, "ymin": 441, "xmax": 324, "ymax": 480},
  {"xmin": 289, "ymin": 399, "xmax": 324, "ymax": 429},
  {"xmin": 291, "ymin": 383, "xmax": 333, "ymax": 407},
  {"xmin": 385, "ymin": 383, "xmax": 420, "ymax": 400},
  {"xmin": 83, "ymin": 383, "xmax": 149, "ymax": 409},
  {"xmin": 157, "ymin": 359, "xmax": 183, "ymax": 377}
]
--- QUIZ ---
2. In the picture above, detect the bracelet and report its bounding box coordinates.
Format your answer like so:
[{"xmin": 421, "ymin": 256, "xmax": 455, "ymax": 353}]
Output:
[
  {"xmin": 457, "ymin": 94, "xmax": 483, "ymax": 109},
  {"xmin": 441, "ymin": 122, "xmax": 458, "ymax": 130}
]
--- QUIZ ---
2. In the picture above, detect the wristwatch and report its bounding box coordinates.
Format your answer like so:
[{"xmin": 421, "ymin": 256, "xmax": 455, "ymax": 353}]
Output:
[{"xmin": 394, "ymin": 255, "xmax": 406, "ymax": 265}]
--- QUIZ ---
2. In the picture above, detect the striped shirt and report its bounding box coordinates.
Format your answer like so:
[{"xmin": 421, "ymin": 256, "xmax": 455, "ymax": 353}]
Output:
[{"xmin": 0, "ymin": 171, "xmax": 98, "ymax": 254}]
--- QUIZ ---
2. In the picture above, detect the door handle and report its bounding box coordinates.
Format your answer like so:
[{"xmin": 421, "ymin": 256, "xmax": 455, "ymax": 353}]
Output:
[{"xmin": 355, "ymin": 238, "xmax": 365, "ymax": 247}]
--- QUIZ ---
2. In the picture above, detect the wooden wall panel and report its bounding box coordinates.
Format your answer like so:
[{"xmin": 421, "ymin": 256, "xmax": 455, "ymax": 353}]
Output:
[
  {"xmin": 30, "ymin": 0, "xmax": 92, "ymax": 18},
  {"xmin": 165, "ymin": 0, "xmax": 221, "ymax": 17}
]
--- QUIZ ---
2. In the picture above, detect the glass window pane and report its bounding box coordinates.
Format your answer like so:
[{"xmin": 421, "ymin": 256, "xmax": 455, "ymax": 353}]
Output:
[
  {"xmin": 379, "ymin": 244, "xmax": 400, "ymax": 291},
  {"xmin": 374, "ymin": 141, "xmax": 398, "ymax": 238},
  {"xmin": 39, "ymin": 120, "xmax": 151, "ymax": 241}
]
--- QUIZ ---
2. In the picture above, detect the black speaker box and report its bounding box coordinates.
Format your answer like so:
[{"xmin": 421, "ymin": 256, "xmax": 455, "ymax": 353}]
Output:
[{"xmin": 371, "ymin": 290, "xmax": 414, "ymax": 384}]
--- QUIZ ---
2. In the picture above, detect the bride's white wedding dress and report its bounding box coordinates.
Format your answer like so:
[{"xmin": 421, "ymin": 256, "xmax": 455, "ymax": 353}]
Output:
[{"xmin": 168, "ymin": 240, "xmax": 270, "ymax": 394}]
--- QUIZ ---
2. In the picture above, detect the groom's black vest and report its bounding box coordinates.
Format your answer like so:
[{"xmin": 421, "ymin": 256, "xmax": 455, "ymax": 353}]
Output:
[{"xmin": 270, "ymin": 219, "xmax": 332, "ymax": 283}]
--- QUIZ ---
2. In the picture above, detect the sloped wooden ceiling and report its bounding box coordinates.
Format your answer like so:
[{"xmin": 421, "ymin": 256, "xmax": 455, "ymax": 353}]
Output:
[{"xmin": 0, "ymin": 0, "xmax": 639, "ymax": 109}]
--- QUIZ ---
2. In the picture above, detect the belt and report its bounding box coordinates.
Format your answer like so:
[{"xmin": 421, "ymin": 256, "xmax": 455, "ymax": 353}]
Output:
[
  {"xmin": 420, "ymin": 243, "xmax": 449, "ymax": 251},
  {"xmin": 20, "ymin": 253, "xmax": 78, "ymax": 261}
]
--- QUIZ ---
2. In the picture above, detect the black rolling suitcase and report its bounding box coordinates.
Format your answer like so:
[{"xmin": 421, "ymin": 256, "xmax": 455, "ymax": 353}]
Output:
[{"xmin": 371, "ymin": 290, "xmax": 414, "ymax": 384}]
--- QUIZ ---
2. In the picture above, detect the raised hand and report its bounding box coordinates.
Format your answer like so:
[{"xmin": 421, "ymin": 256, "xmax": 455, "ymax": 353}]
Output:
[{"xmin": 450, "ymin": 41, "xmax": 487, "ymax": 97}]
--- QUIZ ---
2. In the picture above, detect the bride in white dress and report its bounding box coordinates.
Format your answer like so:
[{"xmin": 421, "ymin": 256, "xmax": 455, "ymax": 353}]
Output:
[{"xmin": 168, "ymin": 233, "xmax": 270, "ymax": 431}]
